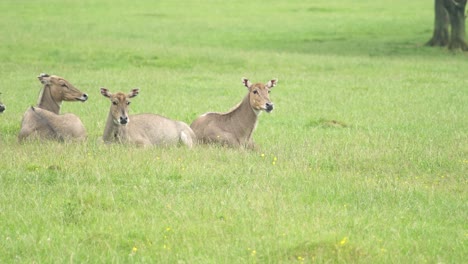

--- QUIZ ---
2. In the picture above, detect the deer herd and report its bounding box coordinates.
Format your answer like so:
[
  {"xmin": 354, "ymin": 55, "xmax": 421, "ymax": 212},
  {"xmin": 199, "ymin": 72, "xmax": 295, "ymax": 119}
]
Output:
[{"xmin": 3, "ymin": 73, "xmax": 278, "ymax": 149}]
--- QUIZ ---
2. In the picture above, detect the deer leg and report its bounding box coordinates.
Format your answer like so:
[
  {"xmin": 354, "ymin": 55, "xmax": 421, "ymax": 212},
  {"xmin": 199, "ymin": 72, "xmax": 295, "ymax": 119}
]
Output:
[{"xmin": 244, "ymin": 140, "xmax": 257, "ymax": 150}]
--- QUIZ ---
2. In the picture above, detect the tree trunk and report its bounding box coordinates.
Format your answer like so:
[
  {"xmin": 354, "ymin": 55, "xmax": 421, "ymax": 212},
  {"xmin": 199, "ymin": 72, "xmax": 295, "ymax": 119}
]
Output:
[
  {"xmin": 444, "ymin": 0, "xmax": 468, "ymax": 50},
  {"xmin": 426, "ymin": 0, "xmax": 450, "ymax": 46}
]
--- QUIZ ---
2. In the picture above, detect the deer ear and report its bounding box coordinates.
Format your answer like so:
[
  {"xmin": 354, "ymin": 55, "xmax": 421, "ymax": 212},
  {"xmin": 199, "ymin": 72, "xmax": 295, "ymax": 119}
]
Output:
[
  {"xmin": 38, "ymin": 73, "xmax": 50, "ymax": 85},
  {"xmin": 242, "ymin": 77, "xmax": 252, "ymax": 89},
  {"xmin": 128, "ymin": 88, "xmax": 139, "ymax": 98},
  {"xmin": 100, "ymin": 88, "xmax": 111, "ymax": 98},
  {"xmin": 266, "ymin": 78, "xmax": 278, "ymax": 89}
]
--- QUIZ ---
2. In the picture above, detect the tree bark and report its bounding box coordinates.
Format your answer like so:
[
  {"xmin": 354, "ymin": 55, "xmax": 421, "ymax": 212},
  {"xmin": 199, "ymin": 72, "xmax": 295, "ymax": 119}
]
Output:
[
  {"xmin": 426, "ymin": 0, "xmax": 450, "ymax": 46},
  {"xmin": 444, "ymin": 0, "xmax": 468, "ymax": 50},
  {"xmin": 426, "ymin": 0, "xmax": 467, "ymax": 51}
]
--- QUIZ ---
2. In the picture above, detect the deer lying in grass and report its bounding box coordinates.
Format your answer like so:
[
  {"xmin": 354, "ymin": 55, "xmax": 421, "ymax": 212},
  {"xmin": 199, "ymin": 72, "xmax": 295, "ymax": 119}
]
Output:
[
  {"xmin": 100, "ymin": 88, "xmax": 195, "ymax": 147},
  {"xmin": 18, "ymin": 73, "xmax": 88, "ymax": 142},
  {"xmin": 190, "ymin": 77, "xmax": 277, "ymax": 149},
  {"xmin": 0, "ymin": 94, "xmax": 5, "ymax": 113}
]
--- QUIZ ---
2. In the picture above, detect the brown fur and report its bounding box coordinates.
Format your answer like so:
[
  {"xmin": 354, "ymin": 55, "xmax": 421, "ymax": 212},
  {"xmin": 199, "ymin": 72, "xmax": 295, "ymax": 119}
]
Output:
[
  {"xmin": 190, "ymin": 78, "xmax": 277, "ymax": 149},
  {"xmin": 18, "ymin": 74, "xmax": 88, "ymax": 142},
  {"xmin": 100, "ymin": 88, "xmax": 195, "ymax": 148}
]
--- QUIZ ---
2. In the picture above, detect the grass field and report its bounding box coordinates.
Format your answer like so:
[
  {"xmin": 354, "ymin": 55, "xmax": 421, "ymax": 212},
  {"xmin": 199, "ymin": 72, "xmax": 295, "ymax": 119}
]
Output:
[{"xmin": 0, "ymin": 0, "xmax": 467, "ymax": 263}]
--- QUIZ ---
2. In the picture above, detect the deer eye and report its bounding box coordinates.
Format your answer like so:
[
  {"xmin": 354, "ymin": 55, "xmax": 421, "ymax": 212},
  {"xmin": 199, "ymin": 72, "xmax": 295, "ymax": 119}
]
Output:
[
  {"xmin": 253, "ymin": 90, "xmax": 258, "ymax": 94},
  {"xmin": 112, "ymin": 101, "xmax": 117, "ymax": 105},
  {"xmin": 127, "ymin": 101, "xmax": 131, "ymax": 105}
]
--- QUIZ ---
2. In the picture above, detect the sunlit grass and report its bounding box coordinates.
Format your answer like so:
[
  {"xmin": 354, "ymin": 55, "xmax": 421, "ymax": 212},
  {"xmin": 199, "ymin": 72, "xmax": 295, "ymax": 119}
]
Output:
[{"xmin": 0, "ymin": 0, "xmax": 467, "ymax": 263}]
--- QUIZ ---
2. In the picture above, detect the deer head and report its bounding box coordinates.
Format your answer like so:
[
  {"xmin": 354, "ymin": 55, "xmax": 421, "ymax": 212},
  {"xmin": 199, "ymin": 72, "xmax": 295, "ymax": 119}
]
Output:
[
  {"xmin": 101, "ymin": 88, "xmax": 139, "ymax": 125},
  {"xmin": 242, "ymin": 77, "xmax": 277, "ymax": 114},
  {"xmin": 38, "ymin": 73, "xmax": 88, "ymax": 102}
]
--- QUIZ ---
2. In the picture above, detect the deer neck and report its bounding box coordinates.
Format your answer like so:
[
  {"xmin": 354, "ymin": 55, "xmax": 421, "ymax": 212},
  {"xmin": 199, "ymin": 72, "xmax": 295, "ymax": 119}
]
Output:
[
  {"xmin": 226, "ymin": 94, "xmax": 259, "ymax": 140},
  {"xmin": 103, "ymin": 111, "xmax": 118, "ymax": 142},
  {"xmin": 37, "ymin": 85, "xmax": 61, "ymax": 114},
  {"xmin": 103, "ymin": 111, "xmax": 129, "ymax": 143}
]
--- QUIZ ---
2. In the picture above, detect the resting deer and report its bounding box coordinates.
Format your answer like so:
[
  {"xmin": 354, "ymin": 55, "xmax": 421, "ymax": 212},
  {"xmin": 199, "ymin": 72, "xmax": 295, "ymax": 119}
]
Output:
[
  {"xmin": 18, "ymin": 73, "xmax": 88, "ymax": 142},
  {"xmin": 100, "ymin": 88, "xmax": 195, "ymax": 147},
  {"xmin": 190, "ymin": 77, "xmax": 277, "ymax": 149},
  {"xmin": 0, "ymin": 94, "xmax": 5, "ymax": 113}
]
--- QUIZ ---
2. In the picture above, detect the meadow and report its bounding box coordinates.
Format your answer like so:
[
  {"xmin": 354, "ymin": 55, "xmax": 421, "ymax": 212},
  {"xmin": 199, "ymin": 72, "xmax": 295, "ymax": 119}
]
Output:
[{"xmin": 0, "ymin": 0, "xmax": 467, "ymax": 263}]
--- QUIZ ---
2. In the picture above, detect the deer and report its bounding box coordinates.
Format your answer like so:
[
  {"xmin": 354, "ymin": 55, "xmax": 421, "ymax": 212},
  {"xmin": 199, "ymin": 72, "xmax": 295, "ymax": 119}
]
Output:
[
  {"xmin": 100, "ymin": 88, "xmax": 196, "ymax": 148},
  {"xmin": 190, "ymin": 77, "xmax": 277, "ymax": 149},
  {"xmin": 18, "ymin": 73, "xmax": 88, "ymax": 142},
  {"xmin": 0, "ymin": 93, "xmax": 5, "ymax": 113}
]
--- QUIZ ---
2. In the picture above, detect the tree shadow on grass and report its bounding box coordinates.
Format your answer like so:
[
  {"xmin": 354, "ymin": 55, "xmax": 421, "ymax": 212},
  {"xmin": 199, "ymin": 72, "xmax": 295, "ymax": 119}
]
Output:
[
  {"xmin": 262, "ymin": 240, "xmax": 367, "ymax": 263},
  {"xmin": 248, "ymin": 34, "xmax": 450, "ymax": 58}
]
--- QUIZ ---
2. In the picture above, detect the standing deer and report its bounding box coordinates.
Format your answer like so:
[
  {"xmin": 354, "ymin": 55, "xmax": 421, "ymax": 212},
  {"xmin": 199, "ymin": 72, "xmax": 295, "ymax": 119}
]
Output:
[
  {"xmin": 100, "ymin": 88, "xmax": 195, "ymax": 147},
  {"xmin": 18, "ymin": 73, "xmax": 88, "ymax": 142},
  {"xmin": 190, "ymin": 77, "xmax": 277, "ymax": 149}
]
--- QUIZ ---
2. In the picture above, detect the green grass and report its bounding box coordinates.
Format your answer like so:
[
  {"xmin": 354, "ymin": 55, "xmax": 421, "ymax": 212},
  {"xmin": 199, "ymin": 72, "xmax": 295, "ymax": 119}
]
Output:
[{"xmin": 0, "ymin": 0, "xmax": 467, "ymax": 263}]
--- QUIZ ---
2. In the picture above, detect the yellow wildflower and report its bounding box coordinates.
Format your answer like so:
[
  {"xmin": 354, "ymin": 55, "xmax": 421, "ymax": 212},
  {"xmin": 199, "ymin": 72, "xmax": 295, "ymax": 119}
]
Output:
[{"xmin": 339, "ymin": 237, "xmax": 348, "ymax": 246}]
